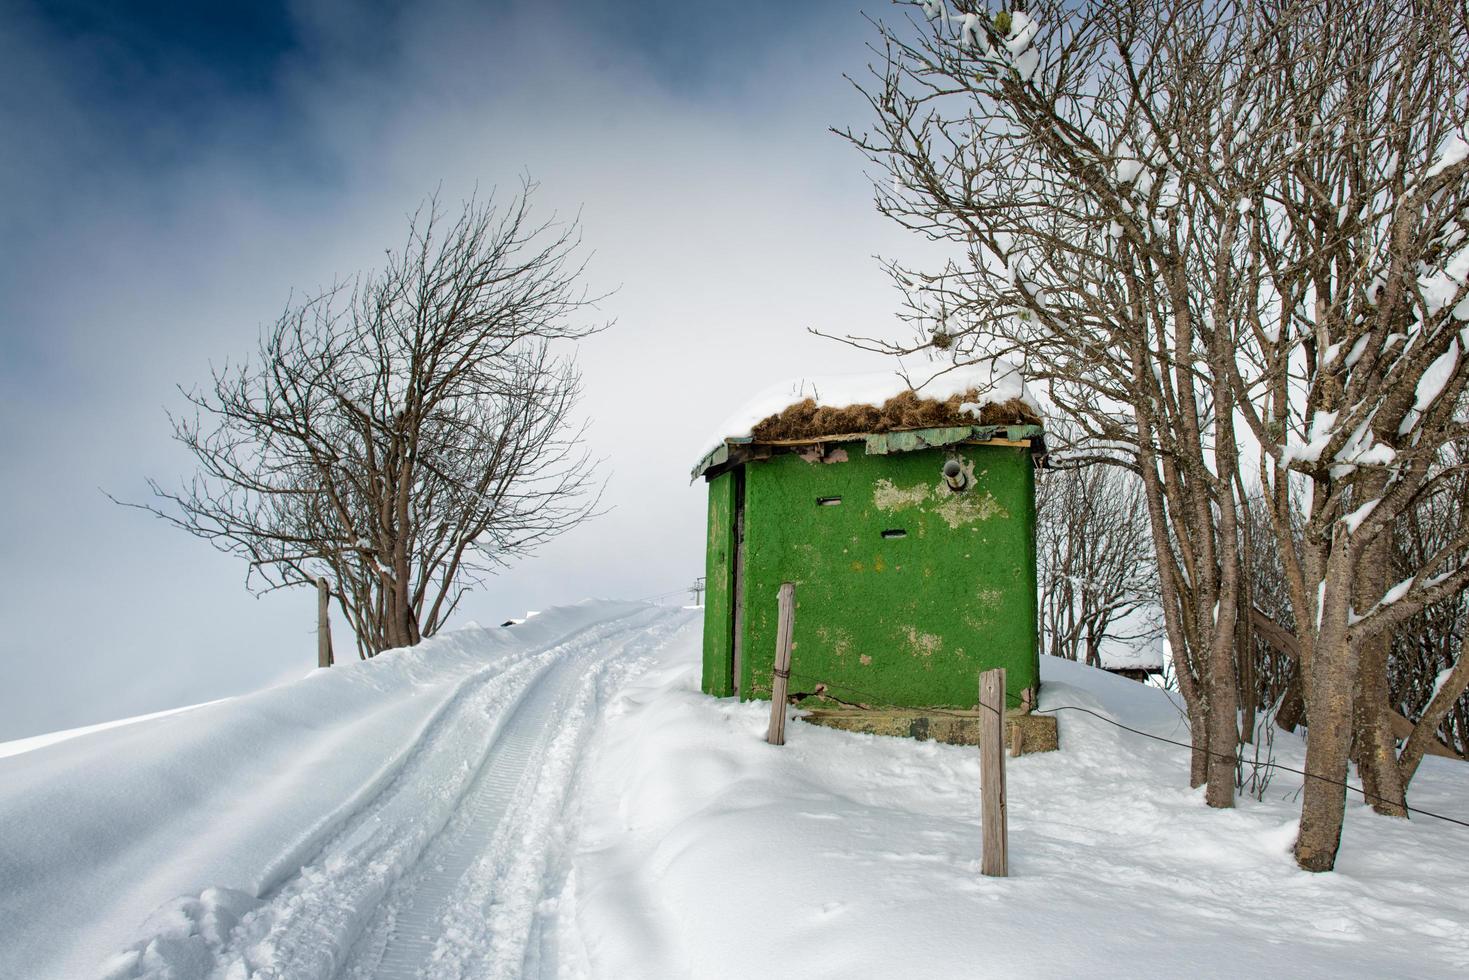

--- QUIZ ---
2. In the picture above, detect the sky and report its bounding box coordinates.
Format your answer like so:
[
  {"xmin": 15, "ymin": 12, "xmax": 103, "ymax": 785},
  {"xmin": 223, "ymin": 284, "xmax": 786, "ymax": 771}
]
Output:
[{"xmin": 0, "ymin": 0, "xmax": 936, "ymax": 739}]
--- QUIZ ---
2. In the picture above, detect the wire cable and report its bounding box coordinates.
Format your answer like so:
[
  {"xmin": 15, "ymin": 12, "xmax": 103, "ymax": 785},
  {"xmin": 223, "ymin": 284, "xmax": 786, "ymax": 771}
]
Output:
[
  {"xmin": 784, "ymin": 669, "xmax": 1469, "ymax": 831},
  {"xmin": 631, "ymin": 586, "xmax": 694, "ymax": 603}
]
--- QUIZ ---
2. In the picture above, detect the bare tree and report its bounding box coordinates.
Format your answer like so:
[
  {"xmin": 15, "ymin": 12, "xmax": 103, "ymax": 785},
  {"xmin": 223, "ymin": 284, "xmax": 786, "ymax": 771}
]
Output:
[
  {"xmin": 123, "ymin": 186, "xmax": 606, "ymax": 658},
  {"xmin": 1384, "ymin": 453, "xmax": 1469, "ymax": 771},
  {"xmin": 834, "ymin": 0, "xmax": 1469, "ymax": 870},
  {"xmin": 1221, "ymin": 0, "xmax": 1469, "ymax": 862},
  {"xmin": 1038, "ymin": 462, "xmax": 1159, "ymax": 668},
  {"xmin": 833, "ymin": 0, "xmax": 1256, "ymax": 813}
]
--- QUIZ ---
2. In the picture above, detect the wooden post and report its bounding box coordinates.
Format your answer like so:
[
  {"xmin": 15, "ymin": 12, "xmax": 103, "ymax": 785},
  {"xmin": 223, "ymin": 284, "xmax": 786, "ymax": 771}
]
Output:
[
  {"xmin": 317, "ymin": 577, "xmax": 334, "ymax": 669},
  {"xmin": 980, "ymin": 667, "xmax": 1008, "ymax": 876},
  {"xmin": 766, "ymin": 582, "xmax": 796, "ymax": 745}
]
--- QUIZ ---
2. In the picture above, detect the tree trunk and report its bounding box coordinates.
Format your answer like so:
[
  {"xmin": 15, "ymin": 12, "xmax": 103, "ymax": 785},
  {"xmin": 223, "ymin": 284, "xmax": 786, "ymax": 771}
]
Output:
[
  {"xmin": 1295, "ymin": 647, "xmax": 1354, "ymax": 870},
  {"xmin": 1174, "ymin": 654, "xmax": 1210, "ymax": 788},
  {"xmin": 1398, "ymin": 653, "xmax": 1469, "ymax": 786},
  {"xmin": 1237, "ymin": 589, "xmax": 1256, "ymax": 744},
  {"xmin": 1135, "ymin": 423, "xmax": 1207, "ymax": 787},
  {"xmin": 1163, "ymin": 611, "xmax": 1210, "ymax": 787},
  {"xmin": 1354, "ymin": 633, "xmax": 1408, "ymax": 816},
  {"xmin": 317, "ymin": 577, "xmax": 334, "ymax": 668},
  {"xmin": 1277, "ymin": 665, "xmax": 1306, "ymax": 731},
  {"xmin": 1350, "ymin": 474, "xmax": 1407, "ymax": 816},
  {"xmin": 1188, "ymin": 702, "xmax": 1210, "ymax": 787},
  {"xmin": 1295, "ymin": 556, "xmax": 1356, "ymax": 872},
  {"xmin": 1205, "ymin": 622, "xmax": 1240, "ymax": 809}
]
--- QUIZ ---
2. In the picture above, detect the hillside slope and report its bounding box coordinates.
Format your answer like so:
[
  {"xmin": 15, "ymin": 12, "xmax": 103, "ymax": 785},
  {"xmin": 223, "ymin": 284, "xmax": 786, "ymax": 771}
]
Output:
[
  {"xmin": 0, "ymin": 601, "xmax": 692, "ymax": 980},
  {"xmin": 1, "ymin": 603, "xmax": 1465, "ymax": 978}
]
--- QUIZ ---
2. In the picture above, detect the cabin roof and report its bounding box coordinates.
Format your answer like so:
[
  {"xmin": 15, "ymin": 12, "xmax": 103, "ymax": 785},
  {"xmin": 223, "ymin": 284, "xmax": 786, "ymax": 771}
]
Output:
[{"xmin": 693, "ymin": 360, "xmax": 1044, "ymax": 480}]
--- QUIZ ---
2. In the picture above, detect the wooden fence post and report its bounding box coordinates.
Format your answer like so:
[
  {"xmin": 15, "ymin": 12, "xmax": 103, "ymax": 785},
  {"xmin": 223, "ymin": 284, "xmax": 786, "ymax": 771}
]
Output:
[
  {"xmin": 980, "ymin": 667, "xmax": 1009, "ymax": 876},
  {"xmin": 317, "ymin": 577, "xmax": 334, "ymax": 669},
  {"xmin": 766, "ymin": 582, "xmax": 796, "ymax": 745}
]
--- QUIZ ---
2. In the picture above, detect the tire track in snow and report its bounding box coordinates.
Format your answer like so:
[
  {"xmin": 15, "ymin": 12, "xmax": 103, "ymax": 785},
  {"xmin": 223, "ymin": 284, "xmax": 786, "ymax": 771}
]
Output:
[
  {"xmin": 108, "ymin": 605, "xmax": 676, "ymax": 980},
  {"xmin": 342, "ymin": 612, "xmax": 688, "ymax": 980},
  {"xmin": 219, "ymin": 607, "xmax": 677, "ymax": 980}
]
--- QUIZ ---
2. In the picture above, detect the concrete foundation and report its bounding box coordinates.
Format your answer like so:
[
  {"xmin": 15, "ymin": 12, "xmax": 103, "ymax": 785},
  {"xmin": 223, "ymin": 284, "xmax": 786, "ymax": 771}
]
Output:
[{"xmin": 799, "ymin": 705, "xmax": 1058, "ymax": 752}]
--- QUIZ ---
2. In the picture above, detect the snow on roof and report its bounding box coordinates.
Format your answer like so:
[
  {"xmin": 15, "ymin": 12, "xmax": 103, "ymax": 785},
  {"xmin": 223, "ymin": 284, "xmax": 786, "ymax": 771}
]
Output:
[
  {"xmin": 698, "ymin": 358, "xmax": 1038, "ymax": 460},
  {"xmin": 1101, "ymin": 645, "xmax": 1165, "ymax": 671},
  {"xmin": 1098, "ymin": 607, "xmax": 1166, "ymax": 671}
]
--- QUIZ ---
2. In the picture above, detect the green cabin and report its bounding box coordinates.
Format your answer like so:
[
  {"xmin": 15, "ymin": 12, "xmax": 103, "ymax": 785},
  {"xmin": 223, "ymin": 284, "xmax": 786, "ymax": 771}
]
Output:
[{"xmin": 694, "ymin": 386, "xmax": 1047, "ymax": 718}]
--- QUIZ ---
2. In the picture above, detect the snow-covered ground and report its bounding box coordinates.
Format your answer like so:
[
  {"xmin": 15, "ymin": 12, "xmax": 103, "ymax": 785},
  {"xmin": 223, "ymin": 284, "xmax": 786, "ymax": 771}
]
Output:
[
  {"xmin": 2, "ymin": 602, "xmax": 1466, "ymax": 979},
  {"xmin": 0, "ymin": 699, "xmax": 232, "ymax": 760},
  {"xmin": 0, "ymin": 601, "xmax": 686, "ymax": 980},
  {"xmin": 583, "ymin": 638, "xmax": 1469, "ymax": 978}
]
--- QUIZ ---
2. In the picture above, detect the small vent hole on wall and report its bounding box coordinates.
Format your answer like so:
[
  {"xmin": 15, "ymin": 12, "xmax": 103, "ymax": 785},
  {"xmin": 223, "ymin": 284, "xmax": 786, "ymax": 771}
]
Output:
[
  {"xmin": 881, "ymin": 529, "xmax": 908, "ymax": 539},
  {"xmin": 817, "ymin": 496, "xmax": 843, "ymax": 506}
]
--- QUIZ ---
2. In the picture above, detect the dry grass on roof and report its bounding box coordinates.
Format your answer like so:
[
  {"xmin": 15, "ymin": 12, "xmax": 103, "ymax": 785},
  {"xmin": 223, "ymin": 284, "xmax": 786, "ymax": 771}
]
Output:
[{"xmin": 748, "ymin": 389, "xmax": 1041, "ymax": 443}]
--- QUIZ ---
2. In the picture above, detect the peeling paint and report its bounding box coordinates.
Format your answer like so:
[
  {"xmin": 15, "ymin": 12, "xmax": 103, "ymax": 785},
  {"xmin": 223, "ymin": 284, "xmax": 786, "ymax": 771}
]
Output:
[
  {"xmin": 902, "ymin": 625, "xmax": 943, "ymax": 658},
  {"xmin": 872, "ymin": 478, "xmax": 930, "ymax": 511},
  {"xmin": 874, "ymin": 473, "xmax": 1006, "ymax": 529},
  {"xmin": 963, "ymin": 613, "xmax": 994, "ymax": 634},
  {"xmin": 798, "ymin": 445, "xmax": 851, "ymax": 465},
  {"xmin": 933, "ymin": 490, "xmax": 1006, "ymax": 529}
]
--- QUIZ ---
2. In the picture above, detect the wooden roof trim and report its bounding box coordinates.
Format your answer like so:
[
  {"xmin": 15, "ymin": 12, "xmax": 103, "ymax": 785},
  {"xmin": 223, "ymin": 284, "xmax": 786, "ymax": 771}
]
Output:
[{"xmin": 692, "ymin": 424, "xmax": 1047, "ymax": 481}]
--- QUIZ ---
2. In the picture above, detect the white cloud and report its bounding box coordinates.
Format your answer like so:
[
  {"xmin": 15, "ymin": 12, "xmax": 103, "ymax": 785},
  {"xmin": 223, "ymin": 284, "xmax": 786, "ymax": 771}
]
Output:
[{"xmin": 0, "ymin": 0, "xmax": 924, "ymax": 738}]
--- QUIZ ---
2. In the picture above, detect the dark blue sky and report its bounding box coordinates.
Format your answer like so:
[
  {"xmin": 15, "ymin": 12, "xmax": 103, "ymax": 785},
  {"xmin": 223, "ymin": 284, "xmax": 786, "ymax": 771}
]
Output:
[
  {"xmin": 35, "ymin": 0, "xmax": 300, "ymax": 96},
  {"xmin": 8, "ymin": 0, "xmax": 869, "ymax": 201},
  {"xmin": 20, "ymin": 1, "xmax": 853, "ymax": 121}
]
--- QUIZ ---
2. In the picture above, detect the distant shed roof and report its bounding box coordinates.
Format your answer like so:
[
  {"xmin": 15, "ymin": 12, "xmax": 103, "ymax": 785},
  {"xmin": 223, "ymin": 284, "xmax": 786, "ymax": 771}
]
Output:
[{"xmin": 693, "ymin": 360, "xmax": 1044, "ymax": 480}]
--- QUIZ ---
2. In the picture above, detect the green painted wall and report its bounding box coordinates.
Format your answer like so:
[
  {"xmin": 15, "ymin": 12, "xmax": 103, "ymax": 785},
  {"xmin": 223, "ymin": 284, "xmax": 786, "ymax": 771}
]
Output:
[
  {"xmin": 701, "ymin": 469, "xmax": 738, "ymax": 697},
  {"xmin": 703, "ymin": 442, "xmax": 1038, "ymax": 710}
]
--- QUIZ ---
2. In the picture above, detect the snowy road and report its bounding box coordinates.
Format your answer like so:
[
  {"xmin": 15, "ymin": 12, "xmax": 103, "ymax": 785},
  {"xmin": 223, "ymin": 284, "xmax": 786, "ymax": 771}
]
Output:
[
  {"xmin": 83, "ymin": 603, "xmax": 696, "ymax": 980},
  {"xmin": 339, "ymin": 613, "xmax": 675, "ymax": 980}
]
